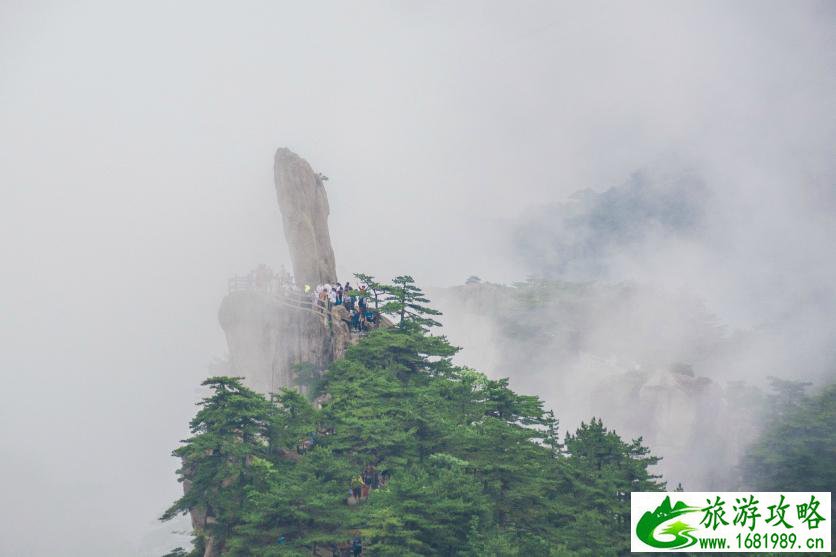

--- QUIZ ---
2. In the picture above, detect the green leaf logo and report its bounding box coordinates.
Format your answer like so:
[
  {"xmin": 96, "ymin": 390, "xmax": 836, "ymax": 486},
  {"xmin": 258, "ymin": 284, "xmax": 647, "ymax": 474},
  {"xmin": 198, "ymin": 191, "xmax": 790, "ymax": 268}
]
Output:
[{"xmin": 636, "ymin": 496, "xmax": 700, "ymax": 549}]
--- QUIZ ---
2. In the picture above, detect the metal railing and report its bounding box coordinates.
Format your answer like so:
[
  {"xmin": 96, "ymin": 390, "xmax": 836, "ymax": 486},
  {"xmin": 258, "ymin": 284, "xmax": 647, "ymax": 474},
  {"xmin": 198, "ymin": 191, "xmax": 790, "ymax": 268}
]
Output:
[
  {"xmin": 226, "ymin": 269, "xmax": 384, "ymax": 331},
  {"xmin": 227, "ymin": 272, "xmax": 338, "ymax": 319}
]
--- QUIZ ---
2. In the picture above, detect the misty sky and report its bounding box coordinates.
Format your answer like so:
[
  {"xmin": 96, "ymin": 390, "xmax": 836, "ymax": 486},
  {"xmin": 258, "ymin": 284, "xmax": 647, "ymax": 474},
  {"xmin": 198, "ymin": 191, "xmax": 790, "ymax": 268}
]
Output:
[{"xmin": 1, "ymin": 1, "xmax": 834, "ymax": 555}]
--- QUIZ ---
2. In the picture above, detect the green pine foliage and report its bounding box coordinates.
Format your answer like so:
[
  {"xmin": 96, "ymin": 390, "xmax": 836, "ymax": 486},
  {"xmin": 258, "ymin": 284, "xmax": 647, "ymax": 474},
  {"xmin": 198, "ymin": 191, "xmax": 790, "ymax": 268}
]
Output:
[
  {"xmin": 741, "ymin": 381, "xmax": 835, "ymax": 492},
  {"xmin": 739, "ymin": 381, "xmax": 836, "ymax": 548},
  {"xmin": 353, "ymin": 273, "xmax": 386, "ymax": 311},
  {"xmin": 379, "ymin": 275, "xmax": 443, "ymax": 330},
  {"xmin": 161, "ymin": 376, "xmax": 275, "ymax": 551},
  {"xmin": 163, "ymin": 279, "xmax": 665, "ymax": 556}
]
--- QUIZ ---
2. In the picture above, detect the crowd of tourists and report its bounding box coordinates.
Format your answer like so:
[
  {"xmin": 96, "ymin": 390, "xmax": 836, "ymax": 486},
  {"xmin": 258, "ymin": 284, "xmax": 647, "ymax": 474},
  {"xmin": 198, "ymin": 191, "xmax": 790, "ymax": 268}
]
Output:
[
  {"xmin": 230, "ymin": 265, "xmax": 381, "ymax": 333},
  {"xmin": 307, "ymin": 281, "xmax": 380, "ymax": 332},
  {"xmin": 348, "ymin": 464, "xmax": 388, "ymax": 503},
  {"xmin": 229, "ymin": 264, "xmax": 296, "ymax": 295}
]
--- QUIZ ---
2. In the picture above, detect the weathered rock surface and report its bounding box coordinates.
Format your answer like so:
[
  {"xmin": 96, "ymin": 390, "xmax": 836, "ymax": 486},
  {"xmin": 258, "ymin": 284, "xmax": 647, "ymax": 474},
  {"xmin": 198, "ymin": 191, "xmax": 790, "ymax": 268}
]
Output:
[
  {"xmin": 273, "ymin": 147, "xmax": 337, "ymax": 288},
  {"xmin": 218, "ymin": 290, "xmax": 353, "ymax": 393},
  {"xmin": 182, "ymin": 474, "xmax": 221, "ymax": 557},
  {"xmin": 218, "ymin": 148, "xmax": 349, "ymax": 394}
]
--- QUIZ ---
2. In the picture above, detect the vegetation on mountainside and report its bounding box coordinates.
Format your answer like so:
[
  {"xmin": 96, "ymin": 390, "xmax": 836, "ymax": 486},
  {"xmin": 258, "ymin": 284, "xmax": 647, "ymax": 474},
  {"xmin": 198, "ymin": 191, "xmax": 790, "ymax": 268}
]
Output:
[
  {"xmin": 162, "ymin": 276, "xmax": 665, "ymax": 556},
  {"xmin": 741, "ymin": 379, "xmax": 836, "ymax": 492}
]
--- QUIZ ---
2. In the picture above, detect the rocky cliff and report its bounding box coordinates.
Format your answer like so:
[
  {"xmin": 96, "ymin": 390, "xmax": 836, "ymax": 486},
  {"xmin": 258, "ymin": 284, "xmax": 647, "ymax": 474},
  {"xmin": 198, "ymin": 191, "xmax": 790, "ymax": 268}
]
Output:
[
  {"xmin": 217, "ymin": 148, "xmax": 349, "ymax": 393},
  {"xmin": 273, "ymin": 148, "xmax": 337, "ymax": 288},
  {"xmin": 218, "ymin": 290, "xmax": 341, "ymax": 393}
]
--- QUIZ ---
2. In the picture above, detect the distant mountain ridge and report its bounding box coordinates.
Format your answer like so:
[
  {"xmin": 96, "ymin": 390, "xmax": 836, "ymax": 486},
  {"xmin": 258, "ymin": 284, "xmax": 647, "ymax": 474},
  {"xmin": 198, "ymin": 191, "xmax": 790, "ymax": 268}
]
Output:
[{"xmin": 513, "ymin": 166, "xmax": 709, "ymax": 280}]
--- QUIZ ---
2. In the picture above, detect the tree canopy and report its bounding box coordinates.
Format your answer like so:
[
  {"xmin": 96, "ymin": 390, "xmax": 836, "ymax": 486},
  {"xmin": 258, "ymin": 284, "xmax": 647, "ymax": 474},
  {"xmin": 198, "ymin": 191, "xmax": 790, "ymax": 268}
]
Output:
[
  {"xmin": 379, "ymin": 275, "xmax": 443, "ymax": 330},
  {"xmin": 741, "ymin": 381, "xmax": 835, "ymax": 493},
  {"xmin": 163, "ymin": 278, "xmax": 665, "ymax": 556}
]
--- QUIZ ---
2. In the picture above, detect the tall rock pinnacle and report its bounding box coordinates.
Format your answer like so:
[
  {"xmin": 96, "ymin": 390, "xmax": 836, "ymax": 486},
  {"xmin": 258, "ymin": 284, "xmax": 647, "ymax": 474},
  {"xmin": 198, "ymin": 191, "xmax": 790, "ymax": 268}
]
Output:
[
  {"xmin": 218, "ymin": 148, "xmax": 352, "ymax": 394},
  {"xmin": 273, "ymin": 148, "xmax": 337, "ymax": 287}
]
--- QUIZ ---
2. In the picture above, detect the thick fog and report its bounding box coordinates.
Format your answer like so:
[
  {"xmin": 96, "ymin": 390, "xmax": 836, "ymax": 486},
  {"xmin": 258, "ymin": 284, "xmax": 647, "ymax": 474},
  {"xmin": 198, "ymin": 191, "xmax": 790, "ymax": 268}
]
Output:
[{"xmin": 1, "ymin": 1, "xmax": 834, "ymax": 555}]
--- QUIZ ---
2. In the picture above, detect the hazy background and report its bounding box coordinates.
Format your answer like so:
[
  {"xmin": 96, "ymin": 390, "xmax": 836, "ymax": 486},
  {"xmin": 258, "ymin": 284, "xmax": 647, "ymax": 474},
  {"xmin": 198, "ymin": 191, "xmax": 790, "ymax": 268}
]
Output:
[{"xmin": 1, "ymin": 1, "xmax": 834, "ymax": 554}]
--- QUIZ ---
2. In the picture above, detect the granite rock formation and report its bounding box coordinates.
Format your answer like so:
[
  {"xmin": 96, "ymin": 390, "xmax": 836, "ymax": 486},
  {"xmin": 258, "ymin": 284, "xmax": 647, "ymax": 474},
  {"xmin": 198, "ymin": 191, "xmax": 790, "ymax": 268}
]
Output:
[
  {"xmin": 218, "ymin": 148, "xmax": 349, "ymax": 393},
  {"xmin": 273, "ymin": 147, "xmax": 337, "ymax": 288}
]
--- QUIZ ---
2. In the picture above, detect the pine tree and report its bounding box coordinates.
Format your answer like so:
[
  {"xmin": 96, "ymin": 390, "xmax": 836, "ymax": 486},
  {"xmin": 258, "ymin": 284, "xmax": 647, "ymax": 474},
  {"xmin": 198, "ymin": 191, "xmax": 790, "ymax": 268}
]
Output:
[
  {"xmin": 562, "ymin": 418, "xmax": 664, "ymax": 555},
  {"xmin": 742, "ymin": 382, "xmax": 835, "ymax": 492},
  {"xmin": 380, "ymin": 275, "xmax": 442, "ymax": 330},
  {"xmin": 353, "ymin": 272, "xmax": 385, "ymax": 310},
  {"xmin": 161, "ymin": 377, "xmax": 274, "ymax": 553}
]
